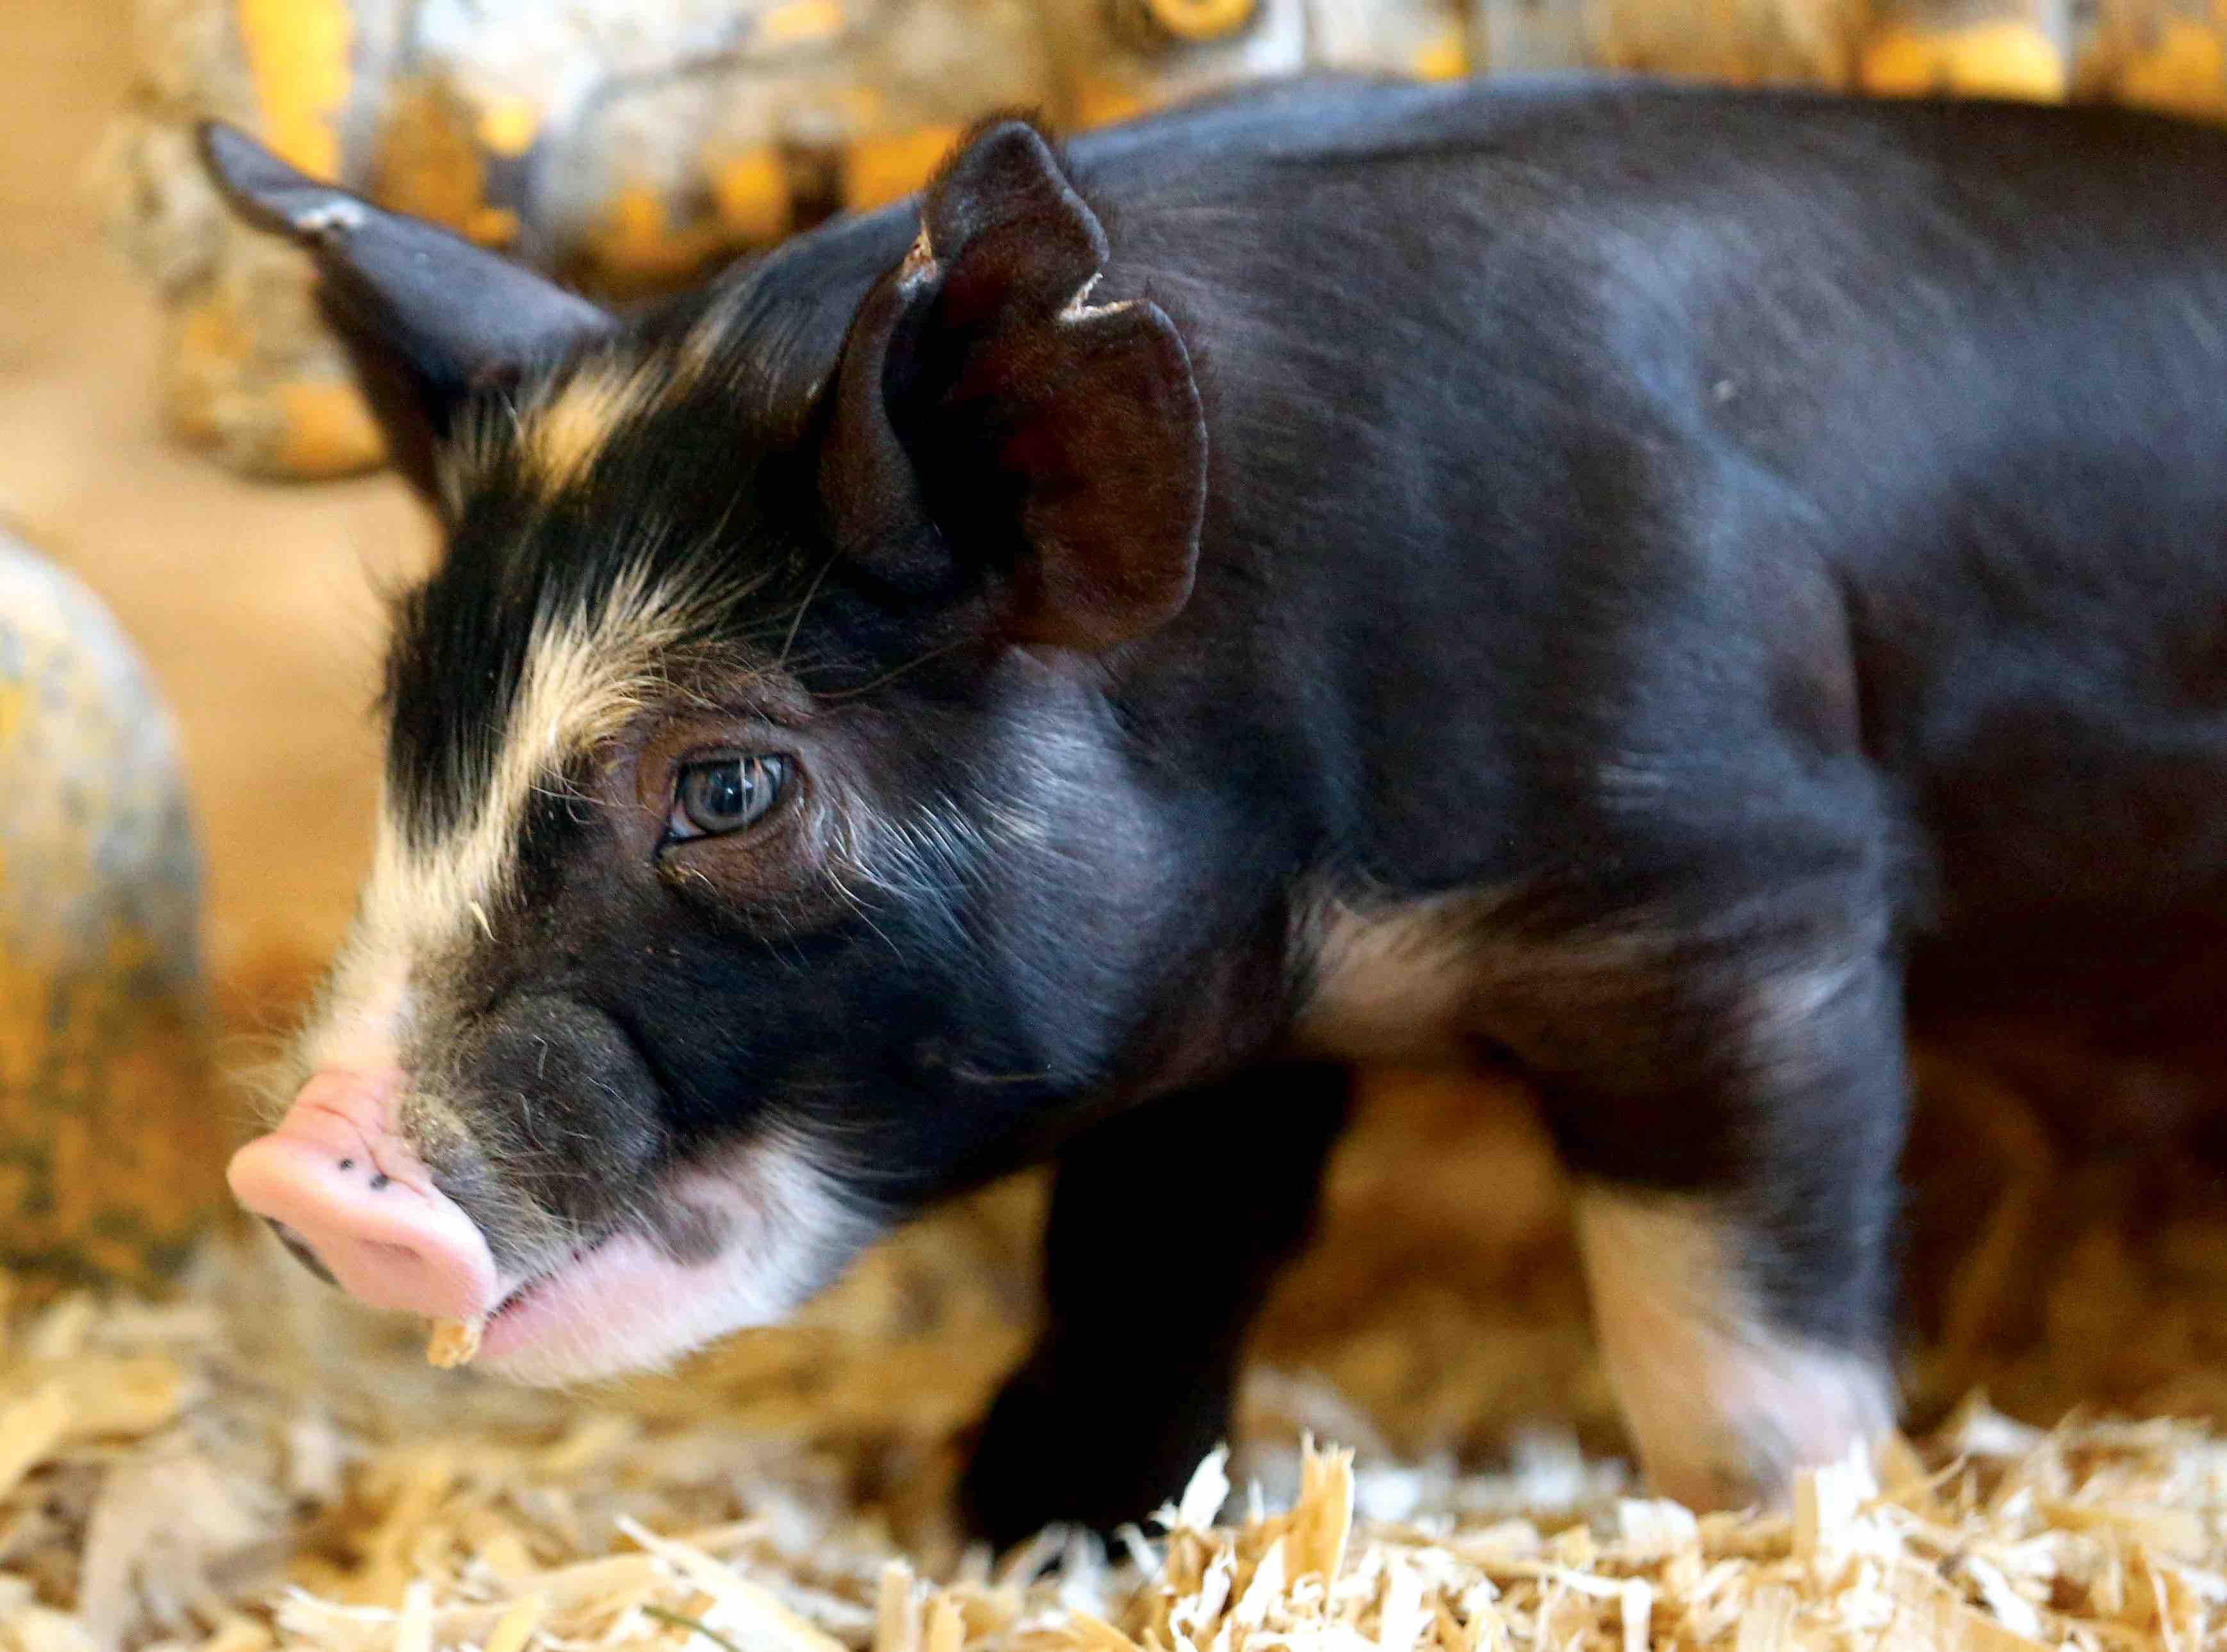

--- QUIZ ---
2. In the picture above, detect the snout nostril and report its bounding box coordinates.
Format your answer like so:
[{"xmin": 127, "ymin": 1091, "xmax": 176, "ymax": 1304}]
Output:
[
  {"xmin": 266, "ymin": 1218, "xmax": 340, "ymax": 1288},
  {"xmin": 230, "ymin": 1072, "xmax": 500, "ymax": 1320}
]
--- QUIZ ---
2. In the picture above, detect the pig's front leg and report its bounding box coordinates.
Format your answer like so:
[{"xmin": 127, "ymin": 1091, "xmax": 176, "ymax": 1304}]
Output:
[
  {"xmin": 1522, "ymin": 928, "xmax": 1907, "ymax": 1511},
  {"xmin": 959, "ymin": 1063, "xmax": 1352, "ymax": 1546}
]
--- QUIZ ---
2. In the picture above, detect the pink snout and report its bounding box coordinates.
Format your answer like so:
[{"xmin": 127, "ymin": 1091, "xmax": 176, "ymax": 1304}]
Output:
[{"xmin": 227, "ymin": 1069, "xmax": 497, "ymax": 1321}]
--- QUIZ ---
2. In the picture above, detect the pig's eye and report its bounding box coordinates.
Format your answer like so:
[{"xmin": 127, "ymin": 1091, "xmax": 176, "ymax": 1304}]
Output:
[{"xmin": 668, "ymin": 755, "xmax": 788, "ymax": 842}]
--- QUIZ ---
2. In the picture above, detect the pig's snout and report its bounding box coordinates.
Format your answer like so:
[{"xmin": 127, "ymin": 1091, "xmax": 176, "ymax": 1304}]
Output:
[{"xmin": 227, "ymin": 1069, "xmax": 497, "ymax": 1320}]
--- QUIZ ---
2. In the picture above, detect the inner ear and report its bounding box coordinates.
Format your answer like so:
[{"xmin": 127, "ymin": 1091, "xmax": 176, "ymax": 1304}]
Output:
[{"xmin": 824, "ymin": 120, "xmax": 1207, "ymax": 654}]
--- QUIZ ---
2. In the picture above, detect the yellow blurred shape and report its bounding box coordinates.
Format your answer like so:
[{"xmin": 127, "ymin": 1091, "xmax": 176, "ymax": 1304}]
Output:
[
  {"xmin": 235, "ymin": 0, "xmax": 353, "ymax": 179},
  {"xmin": 476, "ymin": 95, "xmax": 542, "ymax": 158},
  {"xmin": 760, "ymin": 0, "xmax": 847, "ymax": 47},
  {"xmin": 711, "ymin": 145, "xmax": 792, "ymax": 243},
  {"xmin": 2114, "ymin": 15, "xmax": 2227, "ymax": 118},
  {"xmin": 1412, "ymin": 22, "xmax": 1471, "ymax": 81},
  {"xmin": 587, "ymin": 179, "xmax": 735, "ymax": 291},
  {"xmin": 844, "ymin": 126, "xmax": 960, "ymax": 211},
  {"xmin": 1861, "ymin": 18, "xmax": 2067, "ymax": 101},
  {"xmin": 1145, "ymin": 0, "xmax": 1255, "ymax": 42},
  {"xmin": 166, "ymin": 295, "xmax": 255, "ymax": 445},
  {"xmin": 374, "ymin": 80, "xmax": 515, "ymax": 247},
  {"xmin": 274, "ymin": 381, "xmax": 387, "ymax": 478},
  {"xmin": 1073, "ymin": 77, "xmax": 1155, "ymax": 130}
]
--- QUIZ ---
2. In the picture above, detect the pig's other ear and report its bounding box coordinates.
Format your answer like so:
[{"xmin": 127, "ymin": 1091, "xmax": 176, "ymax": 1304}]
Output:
[
  {"xmin": 195, "ymin": 123, "xmax": 613, "ymax": 503},
  {"xmin": 820, "ymin": 119, "xmax": 1207, "ymax": 653}
]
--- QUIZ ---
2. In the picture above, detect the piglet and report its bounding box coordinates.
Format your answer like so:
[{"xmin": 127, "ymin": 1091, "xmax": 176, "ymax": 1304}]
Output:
[{"xmin": 209, "ymin": 78, "xmax": 2227, "ymax": 1539}]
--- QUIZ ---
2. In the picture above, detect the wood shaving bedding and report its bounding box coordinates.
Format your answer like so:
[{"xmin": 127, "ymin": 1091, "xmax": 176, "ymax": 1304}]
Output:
[
  {"xmin": 0, "ymin": 1230, "xmax": 2220, "ymax": 1652},
  {"xmin": 0, "ymin": 1087, "xmax": 2222, "ymax": 1652},
  {"xmin": 426, "ymin": 1323, "xmax": 481, "ymax": 1371}
]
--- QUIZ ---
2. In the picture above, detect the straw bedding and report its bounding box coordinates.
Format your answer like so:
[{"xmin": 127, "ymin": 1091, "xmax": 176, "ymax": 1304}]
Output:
[{"xmin": 1, "ymin": 1071, "xmax": 2223, "ymax": 1652}]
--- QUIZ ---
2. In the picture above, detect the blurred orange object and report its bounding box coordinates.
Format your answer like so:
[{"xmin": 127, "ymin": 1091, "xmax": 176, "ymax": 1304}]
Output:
[{"xmin": 0, "ymin": 525, "xmax": 231, "ymax": 1297}]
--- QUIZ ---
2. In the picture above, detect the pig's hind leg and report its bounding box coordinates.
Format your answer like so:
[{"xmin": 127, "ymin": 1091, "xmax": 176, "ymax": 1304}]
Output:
[
  {"xmin": 959, "ymin": 1062, "xmax": 1351, "ymax": 1547},
  {"xmin": 1506, "ymin": 908, "xmax": 1907, "ymax": 1511}
]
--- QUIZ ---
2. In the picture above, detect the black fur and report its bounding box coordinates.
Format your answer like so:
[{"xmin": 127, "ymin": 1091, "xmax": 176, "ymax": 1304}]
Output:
[{"xmin": 209, "ymin": 77, "xmax": 2227, "ymax": 1535}]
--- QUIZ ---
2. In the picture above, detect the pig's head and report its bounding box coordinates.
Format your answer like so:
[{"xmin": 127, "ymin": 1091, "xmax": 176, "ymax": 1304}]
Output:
[{"xmin": 202, "ymin": 119, "xmax": 1217, "ymax": 1384}]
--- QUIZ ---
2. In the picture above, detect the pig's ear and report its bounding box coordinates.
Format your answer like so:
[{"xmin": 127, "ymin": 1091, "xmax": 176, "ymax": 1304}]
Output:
[
  {"xmin": 821, "ymin": 120, "xmax": 1207, "ymax": 652},
  {"xmin": 196, "ymin": 123, "xmax": 613, "ymax": 503}
]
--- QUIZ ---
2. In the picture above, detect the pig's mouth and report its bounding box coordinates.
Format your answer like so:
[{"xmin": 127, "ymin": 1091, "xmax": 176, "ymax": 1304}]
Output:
[
  {"xmin": 460, "ymin": 1139, "xmax": 877, "ymax": 1386},
  {"xmin": 471, "ymin": 1231, "xmax": 626, "ymax": 1367},
  {"xmin": 482, "ymin": 1232, "xmax": 612, "ymax": 1324},
  {"xmin": 234, "ymin": 1068, "xmax": 870, "ymax": 1380}
]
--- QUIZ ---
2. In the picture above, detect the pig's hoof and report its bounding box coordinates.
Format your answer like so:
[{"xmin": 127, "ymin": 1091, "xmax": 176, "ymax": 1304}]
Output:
[{"xmin": 959, "ymin": 1356, "xmax": 1228, "ymax": 1549}]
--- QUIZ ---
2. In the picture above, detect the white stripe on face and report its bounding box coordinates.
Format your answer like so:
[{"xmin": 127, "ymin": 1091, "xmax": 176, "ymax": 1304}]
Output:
[
  {"xmin": 296, "ymin": 555, "xmax": 769, "ymax": 1088},
  {"xmin": 446, "ymin": 348, "xmax": 716, "ymax": 505}
]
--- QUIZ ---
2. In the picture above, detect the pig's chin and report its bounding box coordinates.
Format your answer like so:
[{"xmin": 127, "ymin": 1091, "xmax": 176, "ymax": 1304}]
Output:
[{"xmin": 470, "ymin": 1145, "xmax": 874, "ymax": 1387}]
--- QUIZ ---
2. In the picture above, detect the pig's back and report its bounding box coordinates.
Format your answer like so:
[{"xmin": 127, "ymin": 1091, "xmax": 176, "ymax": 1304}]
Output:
[
  {"xmin": 1063, "ymin": 80, "xmax": 2227, "ymax": 1019},
  {"xmin": 718, "ymin": 79, "xmax": 2227, "ymax": 956}
]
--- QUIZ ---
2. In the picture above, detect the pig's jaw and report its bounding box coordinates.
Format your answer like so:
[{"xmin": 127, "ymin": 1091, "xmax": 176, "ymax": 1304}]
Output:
[{"xmin": 469, "ymin": 1136, "xmax": 875, "ymax": 1386}]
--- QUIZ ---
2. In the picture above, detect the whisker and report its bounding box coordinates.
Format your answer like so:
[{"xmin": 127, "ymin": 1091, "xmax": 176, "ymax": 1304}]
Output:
[
  {"xmin": 817, "ymin": 636, "xmax": 976, "ymax": 700},
  {"xmin": 775, "ymin": 552, "xmax": 841, "ymax": 671}
]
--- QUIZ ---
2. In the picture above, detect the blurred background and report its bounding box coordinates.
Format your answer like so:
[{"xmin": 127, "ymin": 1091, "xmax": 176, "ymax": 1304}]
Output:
[{"xmin": 5, "ymin": 0, "xmax": 2227, "ymax": 1500}]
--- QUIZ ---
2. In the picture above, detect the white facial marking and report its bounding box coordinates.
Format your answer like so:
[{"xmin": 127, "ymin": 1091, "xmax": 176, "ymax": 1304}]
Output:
[
  {"xmin": 479, "ymin": 1134, "xmax": 876, "ymax": 1387},
  {"xmin": 295, "ymin": 553, "xmax": 760, "ymax": 1086},
  {"xmin": 517, "ymin": 363, "xmax": 658, "ymax": 494},
  {"xmin": 1572, "ymin": 1188, "xmax": 1894, "ymax": 1511},
  {"xmin": 281, "ymin": 929, "xmax": 412, "ymax": 1109}
]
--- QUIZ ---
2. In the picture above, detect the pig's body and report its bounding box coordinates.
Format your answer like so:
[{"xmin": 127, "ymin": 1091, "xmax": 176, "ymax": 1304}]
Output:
[
  {"xmin": 728, "ymin": 77, "xmax": 2227, "ymax": 1068},
  {"xmin": 209, "ymin": 78, "xmax": 2227, "ymax": 1537}
]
